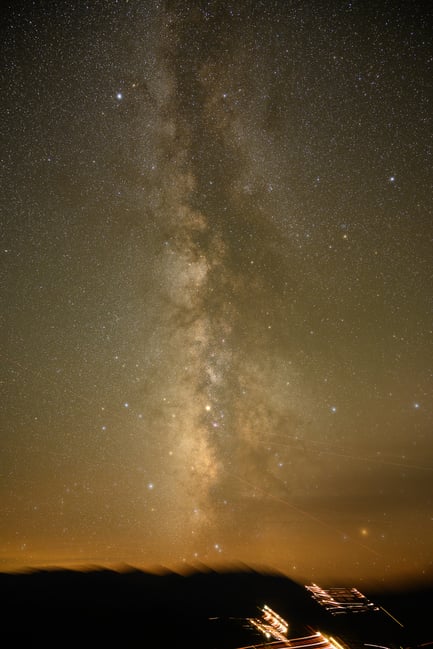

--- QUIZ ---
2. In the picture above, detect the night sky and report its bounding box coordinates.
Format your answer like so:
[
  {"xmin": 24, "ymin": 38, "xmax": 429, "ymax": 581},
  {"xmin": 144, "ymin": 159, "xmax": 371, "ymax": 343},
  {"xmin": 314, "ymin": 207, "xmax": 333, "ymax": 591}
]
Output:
[{"xmin": 1, "ymin": 0, "xmax": 432, "ymax": 586}]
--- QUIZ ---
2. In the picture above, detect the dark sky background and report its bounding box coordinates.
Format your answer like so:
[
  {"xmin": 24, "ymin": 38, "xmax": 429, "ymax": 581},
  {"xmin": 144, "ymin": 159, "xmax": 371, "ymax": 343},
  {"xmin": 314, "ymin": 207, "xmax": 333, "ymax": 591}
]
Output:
[{"xmin": 1, "ymin": 0, "xmax": 432, "ymax": 587}]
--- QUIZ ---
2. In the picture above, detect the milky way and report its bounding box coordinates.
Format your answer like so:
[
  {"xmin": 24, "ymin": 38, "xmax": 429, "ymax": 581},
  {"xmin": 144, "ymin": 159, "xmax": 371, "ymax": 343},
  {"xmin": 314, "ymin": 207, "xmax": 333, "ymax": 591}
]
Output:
[{"xmin": 1, "ymin": 1, "xmax": 432, "ymax": 584}]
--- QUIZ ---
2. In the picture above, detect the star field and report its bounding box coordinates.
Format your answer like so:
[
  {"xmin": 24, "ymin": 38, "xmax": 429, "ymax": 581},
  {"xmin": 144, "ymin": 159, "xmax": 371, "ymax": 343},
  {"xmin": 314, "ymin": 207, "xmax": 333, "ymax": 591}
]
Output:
[{"xmin": 1, "ymin": 0, "xmax": 432, "ymax": 585}]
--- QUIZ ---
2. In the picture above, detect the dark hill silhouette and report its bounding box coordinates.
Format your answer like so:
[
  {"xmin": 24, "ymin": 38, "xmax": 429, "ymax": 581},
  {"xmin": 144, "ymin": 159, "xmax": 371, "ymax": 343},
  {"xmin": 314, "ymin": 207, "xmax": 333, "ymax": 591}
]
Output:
[{"xmin": 1, "ymin": 565, "xmax": 432, "ymax": 648}]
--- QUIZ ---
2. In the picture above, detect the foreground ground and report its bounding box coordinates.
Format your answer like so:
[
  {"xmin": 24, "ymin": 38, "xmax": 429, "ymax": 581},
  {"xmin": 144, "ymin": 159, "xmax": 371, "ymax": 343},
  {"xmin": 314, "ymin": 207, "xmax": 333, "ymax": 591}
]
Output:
[{"xmin": 1, "ymin": 566, "xmax": 432, "ymax": 648}]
